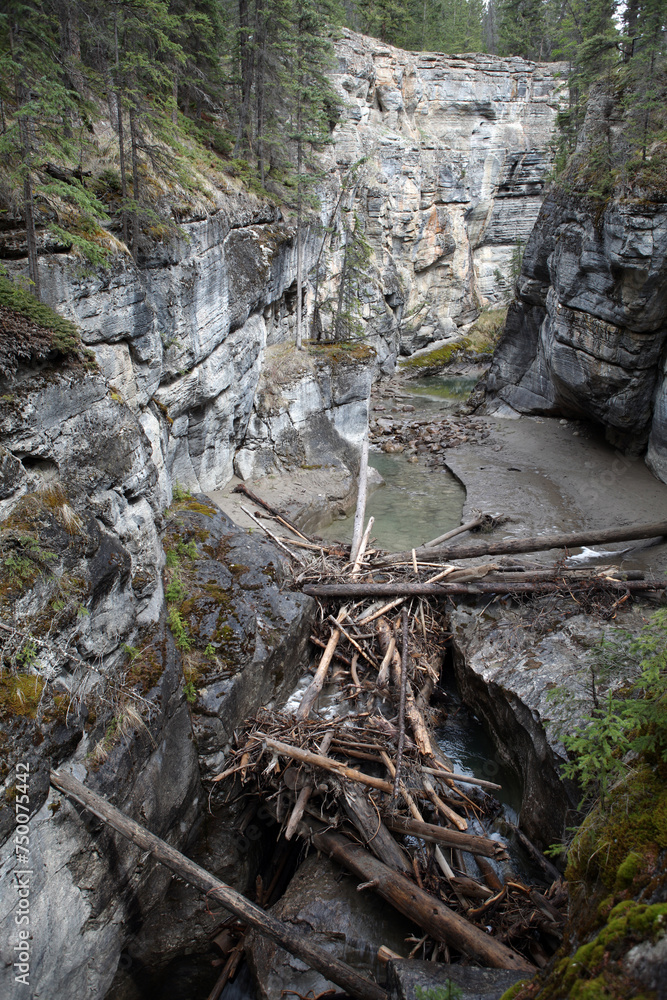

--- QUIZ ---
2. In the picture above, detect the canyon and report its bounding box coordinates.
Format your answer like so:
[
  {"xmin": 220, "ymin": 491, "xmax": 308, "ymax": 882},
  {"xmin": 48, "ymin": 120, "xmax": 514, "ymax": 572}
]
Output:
[{"xmin": 1, "ymin": 27, "xmax": 666, "ymax": 1000}]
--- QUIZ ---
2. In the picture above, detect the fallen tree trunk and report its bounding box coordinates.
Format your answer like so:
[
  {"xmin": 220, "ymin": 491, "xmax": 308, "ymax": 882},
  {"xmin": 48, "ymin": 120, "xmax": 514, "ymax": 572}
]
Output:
[
  {"xmin": 50, "ymin": 770, "xmax": 388, "ymax": 1000},
  {"xmin": 259, "ymin": 736, "xmax": 396, "ymax": 794},
  {"xmin": 385, "ymin": 520, "xmax": 667, "ymax": 564},
  {"xmin": 423, "ymin": 516, "xmax": 485, "ymax": 548},
  {"xmin": 384, "ymin": 816, "xmax": 509, "ymax": 860},
  {"xmin": 303, "ymin": 579, "xmax": 663, "ymax": 599},
  {"xmin": 301, "ymin": 821, "xmax": 534, "ymax": 973},
  {"xmin": 285, "ymin": 731, "xmax": 333, "ymax": 841},
  {"xmin": 376, "ymin": 618, "xmax": 434, "ymax": 760},
  {"xmin": 350, "ymin": 434, "xmax": 369, "ymax": 565},
  {"xmin": 232, "ymin": 483, "xmax": 310, "ymax": 542},
  {"xmin": 297, "ymin": 607, "xmax": 347, "ymax": 719},
  {"xmin": 341, "ymin": 780, "xmax": 411, "ymax": 873}
]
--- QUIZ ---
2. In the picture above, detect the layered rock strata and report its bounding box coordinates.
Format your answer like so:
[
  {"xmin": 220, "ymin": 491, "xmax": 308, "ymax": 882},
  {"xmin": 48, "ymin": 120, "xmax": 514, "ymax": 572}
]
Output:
[
  {"xmin": 2, "ymin": 32, "xmax": 564, "ymax": 492},
  {"xmin": 0, "ymin": 359, "xmax": 313, "ymax": 1000},
  {"xmin": 322, "ymin": 30, "xmax": 566, "ymax": 357},
  {"xmin": 483, "ymin": 191, "xmax": 667, "ymax": 484}
]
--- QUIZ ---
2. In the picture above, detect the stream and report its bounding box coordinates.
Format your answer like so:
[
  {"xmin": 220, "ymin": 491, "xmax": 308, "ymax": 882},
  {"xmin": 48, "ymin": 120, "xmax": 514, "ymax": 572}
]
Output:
[{"xmin": 317, "ymin": 374, "xmax": 544, "ymax": 883}]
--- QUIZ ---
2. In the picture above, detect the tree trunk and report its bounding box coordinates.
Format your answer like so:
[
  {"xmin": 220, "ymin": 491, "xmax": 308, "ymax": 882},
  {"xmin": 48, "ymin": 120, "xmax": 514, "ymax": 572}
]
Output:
[
  {"xmin": 296, "ymin": 137, "xmax": 303, "ymax": 349},
  {"xmin": 129, "ymin": 101, "xmax": 140, "ymax": 258},
  {"xmin": 304, "ymin": 824, "xmax": 534, "ymax": 972},
  {"xmin": 349, "ymin": 435, "xmax": 369, "ymax": 565},
  {"xmin": 234, "ymin": 0, "xmax": 254, "ymax": 157},
  {"xmin": 255, "ymin": 0, "xmax": 266, "ymax": 186},
  {"xmin": 385, "ymin": 520, "xmax": 667, "ymax": 565},
  {"xmin": 114, "ymin": 14, "xmax": 129, "ymax": 248},
  {"xmin": 19, "ymin": 116, "xmax": 40, "ymax": 299},
  {"xmin": 50, "ymin": 771, "xmax": 388, "ymax": 1000},
  {"xmin": 302, "ymin": 579, "xmax": 663, "ymax": 599}
]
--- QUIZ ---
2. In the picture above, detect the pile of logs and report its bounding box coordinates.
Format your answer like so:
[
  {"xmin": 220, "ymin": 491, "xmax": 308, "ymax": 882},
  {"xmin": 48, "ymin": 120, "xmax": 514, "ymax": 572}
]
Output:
[
  {"xmin": 214, "ymin": 592, "xmax": 564, "ymax": 975},
  {"xmin": 213, "ymin": 484, "xmax": 667, "ymax": 981},
  {"xmin": 49, "ymin": 486, "xmax": 666, "ymax": 999}
]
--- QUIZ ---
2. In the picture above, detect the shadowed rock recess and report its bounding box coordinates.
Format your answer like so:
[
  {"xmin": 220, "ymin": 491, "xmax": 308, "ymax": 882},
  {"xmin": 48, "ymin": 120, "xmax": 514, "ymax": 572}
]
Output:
[{"xmin": 483, "ymin": 188, "xmax": 667, "ymax": 484}]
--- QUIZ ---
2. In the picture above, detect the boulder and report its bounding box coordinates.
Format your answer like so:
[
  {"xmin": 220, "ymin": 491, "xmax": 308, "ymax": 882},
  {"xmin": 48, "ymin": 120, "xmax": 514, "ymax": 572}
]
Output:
[
  {"xmin": 388, "ymin": 960, "xmax": 527, "ymax": 1000},
  {"xmin": 246, "ymin": 854, "xmax": 415, "ymax": 1000}
]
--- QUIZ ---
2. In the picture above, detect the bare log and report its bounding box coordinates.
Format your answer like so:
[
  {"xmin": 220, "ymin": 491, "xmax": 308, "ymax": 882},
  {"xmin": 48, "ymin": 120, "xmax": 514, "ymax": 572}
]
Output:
[
  {"xmin": 422, "ymin": 767, "xmax": 501, "ymax": 791},
  {"xmin": 376, "ymin": 619, "xmax": 434, "ymax": 759},
  {"xmin": 261, "ymin": 736, "xmax": 396, "ymax": 794},
  {"xmin": 385, "ymin": 520, "xmax": 667, "ymax": 565},
  {"xmin": 349, "ymin": 434, "xmax": 369, "ymax": 565},
  {"xmin": 383, "ymin": 816, "xmax": 509, "ymax": 860},
  {"xmin": 422, "ymin": 774, "xmax": 468, "ymax": 833},
  {"xmin": 380, "ymin": 752, "xmax": 463, "ymax": 890},
  {"xmin": 50, "ymin": 770, "xmax": 387, "ymax": 1000},
  {"xmin": 232, "ymin": 483, "xmax": 310, "ymax": 541},
  {"xmin": 240, "ymin": 505, "xmax": 304, "ymax": 565},
  {"xmin": 285, "ymin": 731, "xmax": 333, "ymax": 841},
  {"xmin": 424, "ymin": 516, "xmax": 485, "ymax": 548},
  {"xmin": 476, "ymin": 855, "xmax": 504, "ymax": 893},
  {"xmin": 341, "ymin": 781, "xmax": 411, "ymax": 873},
  {"xmin": 350, "ymin": 515, "xmax": 375, "ymax": 578},
  {"xmin": 393, "ymin": 609, "xmax": 409, "ymax": 799},
  {"xmin": 299, "ymin": 820, "xmax": 534, "ymax": 973},
  {"xmin": 297, "ymin": 607, "xmax": 347, "ymax": 719},
  {"xmin": 302, "ymin": 579, "xmax": 664, "ymax": 599}
]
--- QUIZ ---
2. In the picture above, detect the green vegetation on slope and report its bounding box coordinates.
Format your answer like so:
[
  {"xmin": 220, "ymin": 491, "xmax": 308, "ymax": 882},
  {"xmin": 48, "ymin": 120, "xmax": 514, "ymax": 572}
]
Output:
[
  {"xmin": 0, "ymin": 275, "xmax": 85, "ymax": 375},
  {"xmin": 502, "ymin": 609, "xmax": 667, "ymax": 1000},
  {"xmin": 400, "ymin": 308, "xmax": 506, "ymax": 372}
]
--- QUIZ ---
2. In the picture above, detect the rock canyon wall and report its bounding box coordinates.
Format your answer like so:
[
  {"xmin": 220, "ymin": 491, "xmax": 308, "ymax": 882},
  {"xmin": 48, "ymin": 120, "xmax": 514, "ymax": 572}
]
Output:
[
  {"xmin": 323, "ymin": 30, "xmax": 566, "ymax": 358},
  {"xmin": 0, "ymin": 32, "xmax": 566, "ymax": 1000}
]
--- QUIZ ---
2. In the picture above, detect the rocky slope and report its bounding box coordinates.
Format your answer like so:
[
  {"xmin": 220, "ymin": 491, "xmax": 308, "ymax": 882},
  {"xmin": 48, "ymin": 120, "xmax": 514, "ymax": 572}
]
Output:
[
  {"xmin": 0, "ymin": 33, "xmax": 564, "ymax": 495},
  {"xmin": 482, "ymin": 190, "xmax": 667, "ymax": 485}
]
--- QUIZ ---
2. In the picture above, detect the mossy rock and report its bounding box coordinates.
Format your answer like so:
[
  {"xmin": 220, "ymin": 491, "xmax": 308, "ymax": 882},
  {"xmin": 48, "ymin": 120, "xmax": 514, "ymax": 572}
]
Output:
[
  {"xmin": 567, "ymin": 765, "xmax": 667, "ymax": 890},
  {"xmin": 0, "ymin": 674, "xmax": 45, "ymax": 721}
]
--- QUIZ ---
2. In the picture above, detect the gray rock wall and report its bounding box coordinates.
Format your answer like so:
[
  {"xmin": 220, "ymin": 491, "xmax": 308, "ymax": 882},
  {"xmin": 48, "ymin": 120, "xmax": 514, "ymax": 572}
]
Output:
[
  {"xmin": 3, "ymin": 32, "xmax": 563, "ymax": 494},
  {"xmin": 484, "ymin": 190, "xmax": 667, "ymax": 482},
  {"xmin": 321, "ymin": 30, "xmax": 566, "ymax": 356}
]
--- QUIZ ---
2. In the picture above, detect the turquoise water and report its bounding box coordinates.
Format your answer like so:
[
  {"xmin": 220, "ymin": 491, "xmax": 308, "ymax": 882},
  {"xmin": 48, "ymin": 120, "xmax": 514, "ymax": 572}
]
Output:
[
  {"xmin": 316, "ymin": 450, "xmax": 466, "ymax": 552},
  {"xmin": 316, "ymin": 376, "xmax": 469, "ymax": 552},
  {"xmin": 405, "ymin": 375, "xmax": 479, "ymax": 401}
]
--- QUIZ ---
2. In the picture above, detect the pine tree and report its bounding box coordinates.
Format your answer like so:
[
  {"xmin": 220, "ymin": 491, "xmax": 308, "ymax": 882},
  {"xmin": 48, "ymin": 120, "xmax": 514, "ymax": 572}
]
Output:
[
  {"xmin": 622, "ymin": 0, "xmax": 667, "ymax": 162},
  {"xmin": 497, "ymin": 0, "xmax": 554, "ymax": 60},
  {"xmin": 0, "ymin": 1, "xmax": 103, "ymax": 295},
  {"xmin": 286, "ymin": 0, "xmax": 341, "ymax": 348}
]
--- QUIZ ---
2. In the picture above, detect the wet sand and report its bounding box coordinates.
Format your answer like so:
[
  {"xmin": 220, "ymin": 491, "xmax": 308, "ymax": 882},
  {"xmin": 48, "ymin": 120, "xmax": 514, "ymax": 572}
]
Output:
[{"xmin": 446, "ymin": 414, "xmax": 667, "ymax": 574}]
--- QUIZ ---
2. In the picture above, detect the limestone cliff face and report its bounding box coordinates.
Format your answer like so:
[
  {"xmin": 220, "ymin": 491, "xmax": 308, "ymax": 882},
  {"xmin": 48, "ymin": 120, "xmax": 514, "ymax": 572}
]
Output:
[
  {"xmin": 1, "ymin": 32, "xmax": 563, "ymax": 495},
  {"xmin": 321, "ymin": 30, "xmax": 566, "ymax": 357},
  {"xmin": 0, "ymin": 33, "xmax": 565, "ymax": 999},
  {"xmin": 483, "ymin": 190, "xmax": 667, "ymax": 483}
]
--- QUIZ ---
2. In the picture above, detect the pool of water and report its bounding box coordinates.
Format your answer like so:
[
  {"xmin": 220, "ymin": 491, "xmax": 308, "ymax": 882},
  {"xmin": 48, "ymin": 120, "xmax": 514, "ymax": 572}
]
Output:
[
  {"xmin": 316, "ymin": 451, "xmax": 466, "ymax": 552},
  {"xmin": 316, "ymin": 376, "xmax": 470, "ymax": 552},
  {"xmin": 403, "ymin": 375, "xmax": 480, "ymax": 402}
]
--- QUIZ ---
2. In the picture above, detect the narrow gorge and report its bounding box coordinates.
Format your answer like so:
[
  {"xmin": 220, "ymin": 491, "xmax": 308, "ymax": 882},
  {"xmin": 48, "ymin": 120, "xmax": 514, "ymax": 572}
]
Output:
[{"xmin": 1, "ymin": 17, "xmax": 666, "ymax": 1000}]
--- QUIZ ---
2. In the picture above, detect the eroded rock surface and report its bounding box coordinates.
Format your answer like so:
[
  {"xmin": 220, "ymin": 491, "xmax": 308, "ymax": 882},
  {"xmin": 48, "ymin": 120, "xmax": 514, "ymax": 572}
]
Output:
[
  {"xmin": 246, "ymin": 854, "xmax": 413, "ymax": 1000},
  {"xmin": 324, "ymin": 30, "xmax": 566, "ymax": 356},
  {"xmin": 388, "ymin": 960, "xmax": 526, "ymax": 1000},
  {"xmin": 0, "ymin": 363, "xmax": 314, "ymax": 1000},
  {"xmin": 3, "ymin": 32, "xmax": 563, "ymax": 496},
  {"xmin": 448, "ymin": 600, "xmax": 655, "ymax": 849},
  {"xmin": 483, "ymin": 189, "xmax": 667, "ymax": 483}
]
